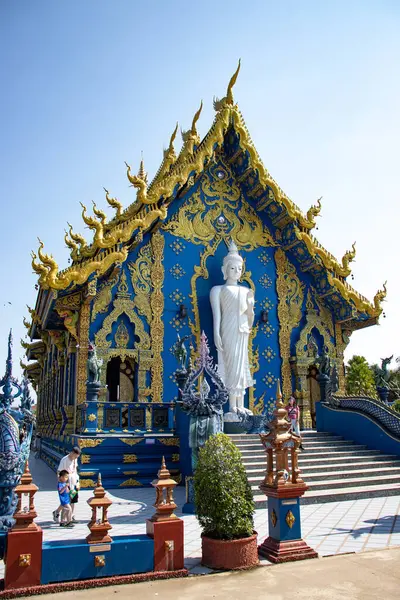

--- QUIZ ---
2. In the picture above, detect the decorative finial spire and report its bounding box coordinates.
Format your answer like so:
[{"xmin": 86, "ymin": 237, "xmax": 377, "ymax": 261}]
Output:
[
  {"xmin": 214, "ymin": 59, "xmax": 241, "ymax": 111},
  {"xmin": 226, "ymin": 59, "xmax": 241, "ymax": 105},
  {"xmin": 138, "ymin": 152, "xmax": 148, "ymax": 183}
]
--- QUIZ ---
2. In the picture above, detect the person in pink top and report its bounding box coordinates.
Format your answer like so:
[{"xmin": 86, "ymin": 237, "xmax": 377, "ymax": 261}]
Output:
[{"xmin": 286, "ymin": 396, "xmax": 303, "ymax": 449}]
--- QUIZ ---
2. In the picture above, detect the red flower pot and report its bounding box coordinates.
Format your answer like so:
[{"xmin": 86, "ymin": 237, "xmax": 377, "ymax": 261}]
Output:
[{"xmin": 201, "ymin": 531, "xmax": 259, "ymax": 570}]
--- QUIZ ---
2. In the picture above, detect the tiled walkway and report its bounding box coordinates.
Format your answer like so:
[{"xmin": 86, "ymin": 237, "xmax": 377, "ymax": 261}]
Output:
[{"xmin": 1, "ymin": 455, "xmax": 400, "ymax": 576}]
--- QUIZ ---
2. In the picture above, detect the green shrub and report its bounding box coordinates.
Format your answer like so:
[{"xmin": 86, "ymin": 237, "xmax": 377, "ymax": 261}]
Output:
[
  {"xmin": 194, "ymin": 433, "xmax": 255, "ymax": 540},
  {"xmin": 392, "ymin": 399, "xmax": 400, "ymax": 413}
]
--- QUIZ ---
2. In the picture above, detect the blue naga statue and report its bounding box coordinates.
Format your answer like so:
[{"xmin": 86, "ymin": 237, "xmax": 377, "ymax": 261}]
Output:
[
  {"xmin": 179, "ymin": 332, "xmax": 228, "ymax": 470},
  {"xmin": 0, "ymin": 331, "xmax": 35, "ymax": 552}
]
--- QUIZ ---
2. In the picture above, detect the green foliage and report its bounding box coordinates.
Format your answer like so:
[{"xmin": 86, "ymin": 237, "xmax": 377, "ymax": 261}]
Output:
[
  {"xmin": 392, "ymin": 399, "xmax": 400, "ymax": 413},
  {"xmin": 345, "ymin": 355, "xmax": 376, "ymax": 397},
  {"xmin": 194, "ymin": 433, "xmax": 255, "ymax": 540}
]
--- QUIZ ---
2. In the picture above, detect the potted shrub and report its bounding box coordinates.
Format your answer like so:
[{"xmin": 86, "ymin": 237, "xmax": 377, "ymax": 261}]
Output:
[{"xmin": 194, "ymin": 433, "xmax": 259, "ymax": 570}]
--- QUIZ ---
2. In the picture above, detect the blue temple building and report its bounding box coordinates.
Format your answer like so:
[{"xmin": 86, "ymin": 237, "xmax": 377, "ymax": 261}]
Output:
[{"xmin": 23, "ymin": 64, "xmax": 386, "ymax": 489}]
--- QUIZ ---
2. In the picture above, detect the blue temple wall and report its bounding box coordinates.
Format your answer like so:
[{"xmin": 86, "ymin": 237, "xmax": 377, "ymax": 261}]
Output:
[{"xmin": 86, "ymin": 150, "xmax": 337, "ymax": 419}]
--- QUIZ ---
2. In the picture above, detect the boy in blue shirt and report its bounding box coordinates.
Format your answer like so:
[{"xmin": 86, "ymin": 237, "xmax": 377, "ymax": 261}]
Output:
[{"xmin": 58, "ymin": 470, "xmax": 74, "ymax": 528}]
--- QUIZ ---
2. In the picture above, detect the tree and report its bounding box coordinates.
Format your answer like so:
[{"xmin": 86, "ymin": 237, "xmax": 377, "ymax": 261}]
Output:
[{"xmin": 345, "ymin": 355, "xmax": 376, "ymax": 397}]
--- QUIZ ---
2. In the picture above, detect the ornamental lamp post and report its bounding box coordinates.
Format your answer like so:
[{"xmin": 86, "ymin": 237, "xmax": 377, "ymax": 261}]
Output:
[
  {"xmin": 149, "ymin": 457, "xmax": 178, "ymax": 522},
  {"xmin": 86, "ymin": 473, "xmax": 113, "ymax": 544},
  {"xmin": 258, "ymin": 380, "xmax": 318, "ymax": 563},
  {"xmin": 12, "ymin": 462, "xmax": 39, "ymax": 532}
]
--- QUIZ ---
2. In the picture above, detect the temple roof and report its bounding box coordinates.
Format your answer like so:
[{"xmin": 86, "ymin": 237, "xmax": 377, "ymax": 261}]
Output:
[{"xmin": 29, "ymin": 62, "xmax": 386, "ymax": 331}]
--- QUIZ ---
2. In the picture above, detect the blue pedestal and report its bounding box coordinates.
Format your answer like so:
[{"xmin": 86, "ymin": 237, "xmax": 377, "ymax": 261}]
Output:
[
  {"xmin": 267, "ymin": 496, "xmax": 302, "ymax": 541},
  {"xmin": 258, "ymin": 490, "xmax": 318, "ymax": 562}
]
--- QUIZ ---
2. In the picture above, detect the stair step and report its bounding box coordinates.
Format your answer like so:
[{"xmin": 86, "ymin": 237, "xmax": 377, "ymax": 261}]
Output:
[
  {"xmin": 245, "ymin": 460, "xmax": 400, "ymax": 478},
  {"xmin": 248, "ymin": 466, "xmax": 400, "ymax": 484},
  {"xmin": 253, "ymin": 482, "xmax": 400, "ymax": 506},
  {"xmin": 251, "ymin": 473, "xmax": 400, "ymax": 493}
]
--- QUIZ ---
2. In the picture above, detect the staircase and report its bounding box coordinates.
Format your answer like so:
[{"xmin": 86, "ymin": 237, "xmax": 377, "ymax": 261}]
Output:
[{"xmin": 230, "ymin": 430, "xmax": 400, "ymax": 507}]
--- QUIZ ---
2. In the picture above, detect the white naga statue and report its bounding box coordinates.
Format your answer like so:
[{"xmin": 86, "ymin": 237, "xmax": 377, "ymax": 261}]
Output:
[{"xmin": 210, "ymin": 241, "xmax": 255, "ymax": 418}]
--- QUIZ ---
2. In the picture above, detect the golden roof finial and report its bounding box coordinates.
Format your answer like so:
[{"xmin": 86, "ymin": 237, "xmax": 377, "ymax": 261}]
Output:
[
  {"xmin": 67, "ymin": 222, "xmax": 87, "ymax": 249},
  {"xmin": 373, "ymin": 281, "xmax": 387, "ymax": 314},
  {"xmin": 305, "ymin": 196, "xmax": 322, "ymax": 228},
  {"xmin": 214, "ymin": 59, "xmax": 241, "ymax": 111},
  {"xmin": 181, "ymin": 101, "xmax": 203, "ymax": 149},
  {"xmin": 23, "ymin": 317, "xmax": 31, "ymax": 330},
  {"xmin": 137, "ymin": 153, "xmax": 148, "ymax": 183},
  {"xmin": 125, "ymin": 161, "xmax": 149, "ymax": 204},
  {"xmin": 104, "ymin": 188, "xmax": 123, "ymax": 219},
  {"xmin": 37, "ymin": 238, "xmax": 58, "ymax": 272},
  {"xmin": 92, "ymin": 201, "xmax": 107, "ymax": 224},
  {"xmin": 226, "ymin": 59, "xmax": 241, "ymax": 105},
  {"xmin": 341, "ymin": 242, "xmax": 356, "ymax": 275}
]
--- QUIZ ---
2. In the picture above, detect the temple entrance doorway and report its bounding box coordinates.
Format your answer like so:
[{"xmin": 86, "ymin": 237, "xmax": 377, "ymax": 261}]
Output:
[
  {"xmin": 106, "ymin": 357, "xmax": 135, "ymax": 402},
  {"xmin": 307, "ymin": 364, "xmax": 320, "ymax": 429}
]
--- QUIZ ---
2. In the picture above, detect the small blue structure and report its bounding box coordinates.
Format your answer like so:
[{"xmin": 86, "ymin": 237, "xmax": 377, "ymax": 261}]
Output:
[{"xmin": 41, "ymin": 535, "xmax": 154, "ymax": 584}]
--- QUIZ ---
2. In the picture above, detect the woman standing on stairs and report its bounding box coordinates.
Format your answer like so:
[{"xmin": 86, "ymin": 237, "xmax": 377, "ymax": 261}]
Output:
[{"xmin": 286, "ymin": 397, "xmax": 304, "ymax": 449}]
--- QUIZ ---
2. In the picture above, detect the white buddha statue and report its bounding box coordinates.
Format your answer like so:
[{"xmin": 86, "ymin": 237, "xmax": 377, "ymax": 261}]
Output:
[{"xmin": 210, "ymin": 241, "xmax": 255, "ymax": 418}]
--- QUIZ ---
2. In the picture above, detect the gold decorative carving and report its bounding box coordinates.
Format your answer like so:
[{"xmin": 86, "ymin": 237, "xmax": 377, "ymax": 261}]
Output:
[
  {"xmin": 114, "ymin": 321, "xmax": 129, "ymax": 348},
  {"xmin": 127, "ymin": 242, "xmax": 153, "ymax": 322},
  {"xmin": 55, "ymin": 292, "xmax": 81, "ymax": 312},
  {"xmin": 271, "ymin": 509, "xmax": 277, "ymax": 527},
  {"xmin": 94, "ymin": 270, "xmax": 150, "ymax": 351},
  {"xmin": 159, "ymin": 437, "xmax": 179, "ymax": 447},
  {"xmin": 94, "ymin": 555, "xmax": 105, "ymax": 568},
  {"xmin": 92, "ymin": 270, "xmax": 119, "ymax": 321},
  {"xmin": 18, "ymin": 554, "xmax": 31, "ymax": 567},
  {"xmin": 163, "ymin": 167, "xmax": 275, "ymax": 251},
  {"xmin": 80, "ymin": 479, "xmax": 96, "ymax": 488},
  {"xmin": 295, "ymin": 290, "xmax": 335, "ymax": 360},
  {"xmin": 123, "ymin": 471, "xmax": 139, "ymax": 475},
  {"xmin": 189, "ymin": 238, "xmax": 220, "ymax": 347},
  {"xmin": 171, "ymin": 453, "xmax": 180, "ymax": 462},
  {"xmin": 119, "ymin": 438, "xmax": 144, "ymax": 446},
  {"xmin": 119, "ymin": 478, "xmax": 142, "ymax": 487},
  {"xmin": 87, "ymin": 414, "xmax": 96, "ymax": 422},
  {"xmin": 123, "ymin": 454, "xmax": 138, "ymax": 463},
  {"xmin": 150, "ymin": 231, "xmax": 165, "ymax": 402},
  {"xmin": 78, "ymin": 438, "xmax": 104, "ymax": 449},
  {"xmin": 285, "ymin": 510, "xmax": 295, "ymax": 529},
  {"xmin": 56, "ymin": 309, "xmax": 79, "ymax": 341},
  {"xmin": 77, "ymin": 301, "xmax": 91, "ymax": 404},
  {"xmin": 275, "ymin": 249, "xmax": 305, "ymax": 400}
]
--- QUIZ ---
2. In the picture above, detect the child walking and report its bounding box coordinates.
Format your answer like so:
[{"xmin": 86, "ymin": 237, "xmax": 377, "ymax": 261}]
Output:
[{"xmin": 57, "ymin": 470, "xmax": 74, "ymax": 528}]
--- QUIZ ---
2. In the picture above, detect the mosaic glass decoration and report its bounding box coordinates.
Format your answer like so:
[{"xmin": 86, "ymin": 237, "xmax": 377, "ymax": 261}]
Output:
[
  {"xmin": 262, "ymin": 372, "xmax": 277, "ymax": 388},
  {"xmin": 169, "ymin": 289, "xmax": 185, "ymax": 305},
  {"xmin": 259, "ymin": 274, "xmax": 272, "ymax": 289},
  {"xmin": 259, "ymin": 250, "xmax": 271, "ymax": 265},
  {"xmin": 261, "ymin": 322, "xmax": 275, "ymax": 337},
  {"xmin": 169, "ymin": 240, "xmax": 186, "ymax": 255},
  {"xmin": 169, "ymin": 316, "xmax": 184, "ymax": 331},
  {"xmin": 170, "ymin": 264, "xmax": 186, "ymax": 279},
  {"xmin": 262, "ymin": 347, "xmax": 276, "ymax": 362},
  {"xmin": 261, "ymin": 298, "xmax": 274, "ymax": 311}
]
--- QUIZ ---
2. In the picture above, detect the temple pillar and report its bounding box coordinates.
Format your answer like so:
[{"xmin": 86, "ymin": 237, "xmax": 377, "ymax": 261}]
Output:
[{"xmin": 290, "ymin": 358, "xmax": 312, "ymax": 430}]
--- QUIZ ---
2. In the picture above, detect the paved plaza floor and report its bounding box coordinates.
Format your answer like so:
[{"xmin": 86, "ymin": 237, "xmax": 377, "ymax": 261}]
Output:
[
  {"xmin": 38, "ymin": 547, "xmax": 400, "ymax": 600},
  {"xmin": 1, "ymin": 454, "xmax": 400, "ymax": 578}
]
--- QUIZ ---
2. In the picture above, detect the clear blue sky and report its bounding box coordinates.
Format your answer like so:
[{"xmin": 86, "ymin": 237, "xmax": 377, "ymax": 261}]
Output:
[{"xmin": 1, "ymin": 0, "xmax": 399, "ymax": 378}]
